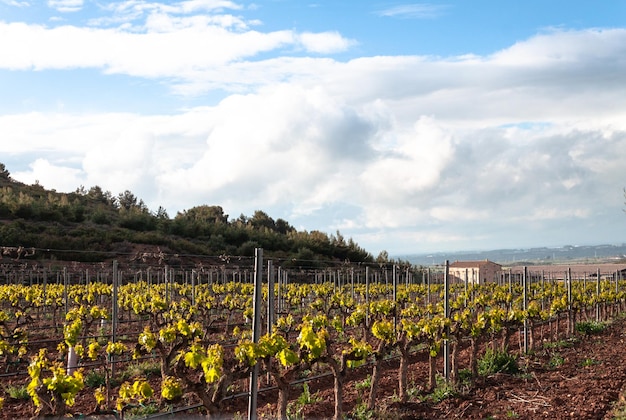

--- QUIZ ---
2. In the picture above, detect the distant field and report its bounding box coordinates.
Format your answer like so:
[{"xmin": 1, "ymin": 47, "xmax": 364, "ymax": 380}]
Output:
[{"xmin": 505, "ymin": 262, "xmax": 626, "ymax": 276}]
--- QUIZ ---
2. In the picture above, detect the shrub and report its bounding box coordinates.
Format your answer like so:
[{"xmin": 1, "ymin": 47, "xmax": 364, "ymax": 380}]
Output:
[
  {"xmin": 430, "ymin": 375, "xmax": 457, "ymax": 402},
  {"xmin": 84, "ymin": 370, "xmax": 106, "ymax": 388},
  {"xmin": 478, "ymin": 348, "xmax": 519, "ymax": 376},
  {"xmin": 5, "ymin": 384, "xmax": 29, "ymax": 400},
  {"xmin": 575, "ymin": 321, "xmax": 606, "ymax": 335}
]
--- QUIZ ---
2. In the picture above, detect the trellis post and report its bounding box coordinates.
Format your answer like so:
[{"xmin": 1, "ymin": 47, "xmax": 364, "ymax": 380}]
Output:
[{"xmin": 248, "ymin": 248, "xmax": 263, "ymax": 420}]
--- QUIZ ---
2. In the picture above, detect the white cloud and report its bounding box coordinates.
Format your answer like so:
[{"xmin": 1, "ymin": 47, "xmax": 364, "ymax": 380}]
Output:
[
  {"xmin": 0, "ymin": 21, "xmax": 353, "ymax": 80},
  {"xmin": 13, "ymin": 158, "xmax": 84, "ymax": 192},
  {"xmin": 47, "ymin": 0, "xmax": 83, "ymax": 12},
  {"xmin": 2, "ymin": 18, "xmax": 626, "ymax": 252},
  {"xmin": 297, "ymin": 31, "xmax": 356, "ymax": 54},
  {"xmin": 1, "ymin": 0, "xmax": 29, "ymax": 6},
  {"xmin": 375, "ymin": 3, "xmax": 449, "ymax": 19},
  {"xmin": 3, "ymin": 106, "xmax": 626, "ymax": 253}
]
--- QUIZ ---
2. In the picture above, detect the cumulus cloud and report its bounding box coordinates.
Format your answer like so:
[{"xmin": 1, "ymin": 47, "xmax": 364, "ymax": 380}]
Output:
[
  {"xmin": 13, "ymin": 158, "xmax": 84, "ymax": 191},
  {"xmin": 297, "ymin": 31, "xmax": 355, "ymax": 54},
  {"xmin": 0, "ymin": 0, "xmax": 356, "ymax": 82},
  {"xmin": 157, "ymin": 84, "xmax": 379, "ymax": 215},
  {"xmin": 1, "ymin": 4, "xmax": 626, "ymax": 253}
]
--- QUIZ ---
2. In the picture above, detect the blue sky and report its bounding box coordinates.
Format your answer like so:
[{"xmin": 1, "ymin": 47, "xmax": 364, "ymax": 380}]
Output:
[{"xmin": 1, "ymin": 0, "xmax": 626, "ymax": 256}]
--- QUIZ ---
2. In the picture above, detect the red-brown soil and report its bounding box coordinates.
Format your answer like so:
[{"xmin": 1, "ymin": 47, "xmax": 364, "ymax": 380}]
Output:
[
  {"xmin": 0, "ymin": 300, "xmax": 626, "ymax": 419},
  {"xmin": 3, "ymin": 313, "xmax": 626, "ymax": 419},
  {"xmin": 253, "ymin": 317, "xmax": 626, "ymax": 420}
]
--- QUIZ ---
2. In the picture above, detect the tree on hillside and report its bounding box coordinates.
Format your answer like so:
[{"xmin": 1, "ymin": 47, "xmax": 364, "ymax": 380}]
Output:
[
  {"xmin": 118, "ymin": 190, "xmax": 148, "ymax": 213},
  {"xmin": 275, "ymin": 218, "xmax": 294, "ymax": 234},
  {"xmin": 0, "ymin": 163, "xmax": 10, "ymax": 180},
  {"xmin": 376, "ymin": 250, "xmax": 390, "ymax": 264},
  {"xmin": 176, "ymin": 205, "xmax": 228, "ymax": 224},
  {"xmin": 155, "ymin": 206, "xmax": 169, "ymax": 219},
  {"xmin": 87, "ymin": 186, "xmax": 116, "ymax": 207},
  {"xmin": 250, "ymin": 210, "xmax": 275, "ymax": 230}
]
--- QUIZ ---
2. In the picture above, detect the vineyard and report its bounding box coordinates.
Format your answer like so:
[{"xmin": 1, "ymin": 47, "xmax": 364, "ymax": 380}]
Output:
[{"xmin": 1, "ymin": 251, "xmax": 626, "ymax": 419}]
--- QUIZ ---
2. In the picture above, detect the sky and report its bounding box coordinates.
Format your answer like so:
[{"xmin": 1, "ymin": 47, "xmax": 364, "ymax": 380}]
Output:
[{"xmin": 1, "ymin": 0, "xmax": 626, "ymax": 257}]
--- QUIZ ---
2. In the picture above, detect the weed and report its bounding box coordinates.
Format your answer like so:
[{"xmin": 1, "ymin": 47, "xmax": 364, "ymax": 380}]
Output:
[
  {"xmin": 5, "ymin": 384, "xmax": 29, "ymax": 400},
  {"xmin": 407, "ymin": 380, "xmax": 422, "ymax": 400},
  {"xmin": 515, "ymin": 372, "xmax": 534, "ymax": 380},
  {"xmin": 478, "ymin": 348, "xmax": 519, "ymax": 376},
  {"xmin": 542, "ymin": 338, "xmax": 577, "ymax": 350},
  {"xmin": 548, "ymin": 353, "xmax": 565, "ymax": 369},
  {"xmin": 121, "ymin": 360, "xmax": 161, "ymax": 381},
  {"xmin": 124, "ymin": 402, "xmax": 159, "ymax": 419},
  {"xmin": 458, "ymin": 368, "xmax": 473, "ymax": 384},
  {"xmin": 612, "ymin": 393, "xmax": 626, "ymax": 420},
  {"xmin": 390, "ymin": 391, "xmax": 401, "ymax": 403},
  {"xmin": 287, "ymin": 382, "xmax": 322, "ymax": 418},
  {"xmin": 429, "ymin": 375, "xmax": 457, "ymax": 403},
  {"xmin": 84, "ymin": 369, "xmax": 106, "ymax": 388},
  {"xmin": 576, "ymin": 321, "xmax": 606, "ymax": 335},
  {"xmin": 354, "ymin": 375, "xmax": 371, "ymax": 405},
  {"xmin": 296, "ymin": 382, "xmax": 320, "ymax": 405},
  {"xmin": 580, "ymin": 357, "xmax": 600, "ymax": 367},
  {"xmin": 351, "ymin": 401, "xmax": 374, "ymax": 420},
  {"xmin": 355, "ymin": 375, "xmax": 371, "ymax": 393},
  {"xmin": 285, "ymin": 408, "xmax": 305, "ymax": 420}
]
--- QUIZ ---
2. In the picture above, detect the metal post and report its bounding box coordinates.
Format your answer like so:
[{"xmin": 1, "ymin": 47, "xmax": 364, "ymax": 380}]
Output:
[
  {"xmin": 596, "ymin": 268, "xmax": 601, "ymax": 322},
  {"xmin": 111, "ymin": 260, "xmax": 119, "ymax": 377},
  {"xmin": 63, "ymin": 267, "xmax": 68, "ymax": 316},
  {"xmin": 191, "ymin": 270, "xmax": 196, "ymax": 306},
  {"xmin": 366, "ymin": 266, "xmax": 370, "ymax": 326},
  {"xmin": 523, "ymin": 266, "xmax": 529, "ymax": 354},
  {"xmin": 392, "ymin": 265, "xmax": 397, "ymax": 334},
  {"xmin": 464, "ymin": 268, "xmax": 468, "ymax": 306},
  {"xmin": 443, "ymin": 260, "xmax": 450, "ymax": 381},
  {"xmin": 248, "ymin": 248, "xmax": 263, "ymax": 420},
  {"xmin": 427, "ymin": 268, "xmax": 431, "ymax": 304},
  {"xmin": 266, "ymin": 260, "xmax": 274, "ymax": 387},
  {"xmin": 351, "ymin": 268, "xmax": 354, "ymax": 300},
  {"xmin": 267, "ymin": 260, "xmax": 275, "ymax": 334},
  {"xmin": 567, "ymin": 268, "xmax": 572, "ymax": 336}
]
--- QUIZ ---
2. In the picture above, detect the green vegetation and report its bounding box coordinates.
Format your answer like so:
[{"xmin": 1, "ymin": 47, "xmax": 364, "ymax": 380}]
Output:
[
  {"xmin": 84, "ymin": 370, "xmax": 107, "ymax": 388},
  {"xmin": 548, "ymin": 353, "xmax": 565, "ymax": 369},
  {"xmin": 4, "ymin": 384, "xmax": 29, "ymax": 400},
  {"xmin": 123, "ymin": 402, "xmax": 160, "ymax": 419},
  {"xmin": 428, "ymin": 375, "xmax": 457, "ymax": 403},
  {"xmin": 0, "ymin": 163, "xmax": 378, "ymax": 266},
  {"xmin": 575, "ymin": 321, "xmax": 607, "ymax": 335},
  {"xmin": 580, "ymin": 357, "xmax": 600, "ymax": 367},
  {"xmin": 287, "ymin": 382, "xmax": 322, "ymax": 419},
  {"xmin": 122, "ymin": 360, "xmax": 162, "ymax": 380},
  {"xmin": 478, "ymin": 348, "xmax": 519, "ymax": 376},
  {"xmin": 543, "ymin": 338, "xmax": 578, "ymax": 350}
]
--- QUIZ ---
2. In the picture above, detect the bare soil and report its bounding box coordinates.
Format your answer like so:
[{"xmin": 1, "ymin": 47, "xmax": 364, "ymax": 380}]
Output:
[
  {"xmin": 4, "ymin": 316, "xmax": 626, "ymax": 419},
  {"xmin": 254, "ymin": 316, "xmax": 626, "ymax": 420}
]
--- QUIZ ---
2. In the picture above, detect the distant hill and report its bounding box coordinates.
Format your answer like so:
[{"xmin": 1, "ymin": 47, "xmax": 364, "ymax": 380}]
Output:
[
  {"xmin": 0, "ymin": 163, "xmax": 373, "ymax": 268},
  {"xmin": 397, "ymin": 244, "xmax": 626, "ymax": 267}
]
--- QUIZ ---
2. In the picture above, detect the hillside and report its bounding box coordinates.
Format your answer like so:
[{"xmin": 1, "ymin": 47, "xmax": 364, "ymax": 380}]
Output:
[{"xmin": 0, "ymin": 163, "xmax": 373, "ymax": 268}]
